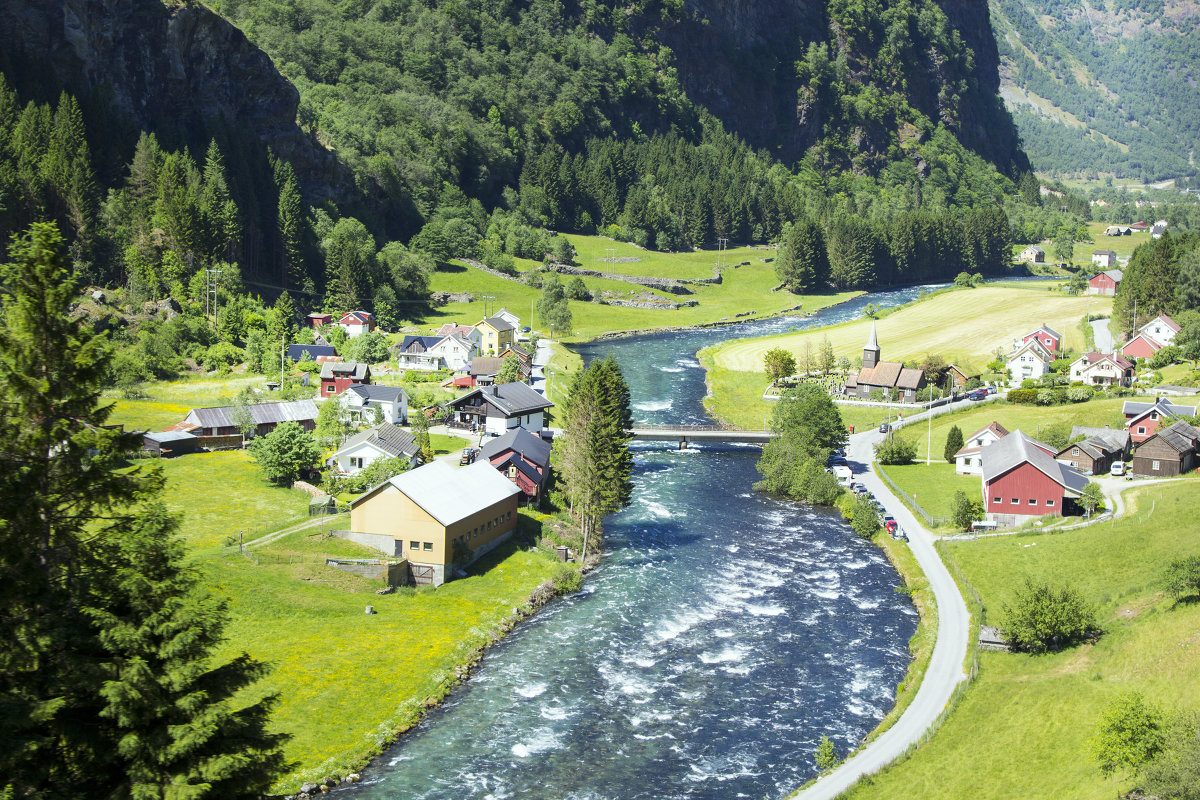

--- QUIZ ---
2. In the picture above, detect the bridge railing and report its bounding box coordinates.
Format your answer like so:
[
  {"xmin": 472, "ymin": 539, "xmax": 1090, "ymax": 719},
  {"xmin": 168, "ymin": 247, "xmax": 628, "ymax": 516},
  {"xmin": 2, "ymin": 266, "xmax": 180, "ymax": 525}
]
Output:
[{"xmin": 631, "ymin": 424, "xmax": 734, "ymax": 432}]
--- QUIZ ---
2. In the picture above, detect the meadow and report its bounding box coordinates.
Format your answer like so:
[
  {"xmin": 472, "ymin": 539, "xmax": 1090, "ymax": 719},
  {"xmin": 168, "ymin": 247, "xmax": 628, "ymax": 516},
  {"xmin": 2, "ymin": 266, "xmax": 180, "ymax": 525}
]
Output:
[
  {"xmin": 708, "ymin": 285, "xmax": 1111, "ymax": 377},
  {"xmin": 843, "ymin": 480, "xmax": 1200, "ymax": 800}
]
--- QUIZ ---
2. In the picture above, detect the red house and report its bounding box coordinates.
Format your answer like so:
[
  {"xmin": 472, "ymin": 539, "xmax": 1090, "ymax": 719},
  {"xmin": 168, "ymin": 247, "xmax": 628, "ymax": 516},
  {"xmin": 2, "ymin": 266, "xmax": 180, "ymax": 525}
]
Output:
[
  {"xmin": 1087, "ymin": 269, "xmax": 1123, "ymax": 296},
  {"xmin": 306, "ymin": 312, "xmax": 333, "ymax": 328},
  {"xmin": 320, "ymin": 361, "xmax": 371, "ymax": 397},
  {"xmin": 477, "ymin": 428, "xmax": 551, "ymax": 502},
  {"xmin": 1120, "ymin": 333, "xmax": 1163, "ymax": 362},
  {"xmin": 981, "ymin": 431, "xmax": 1087, "ymax": 525},
  {"xmin": 1022, "ymin": 325, "xmax": 1062, "ymax": 354},
  {"xmin": 1124, "ymin": 398, "xmax": 1198, "ymax": 444}
]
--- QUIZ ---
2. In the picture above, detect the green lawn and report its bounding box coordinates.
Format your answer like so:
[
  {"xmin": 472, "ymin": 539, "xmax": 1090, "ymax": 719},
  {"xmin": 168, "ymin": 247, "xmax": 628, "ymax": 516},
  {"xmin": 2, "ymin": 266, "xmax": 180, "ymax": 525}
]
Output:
[
  {"xmin": 878, "ymin": 462, "xmax": 983, "ymax": 523},
  {"xmin": 709, "ymin": 285, "xmax": 1110, "ymax": 376},
  {"xmin": 429, "ymin": 432, "xmax": 470, "ymax": 455},
  {"xmin": 108, "ymin": 374, "xmax": 271, "ymax": 431},
  {"xmin": 418, "ymin": 254, "xmax": 860, "ymax": 341},
  {"xmin": 844, "ymin": 480, "xmax": 1200, "ymax": 800},
  {"xmin": 566, "ymin": 233, "xmax": 766, "ymax": 280}
]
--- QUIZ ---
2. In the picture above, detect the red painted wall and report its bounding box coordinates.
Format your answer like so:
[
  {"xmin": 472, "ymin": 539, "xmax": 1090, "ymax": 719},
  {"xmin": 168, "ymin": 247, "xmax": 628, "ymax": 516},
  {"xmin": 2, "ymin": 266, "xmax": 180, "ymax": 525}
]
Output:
[
  {"xmin": 1022, "ymin": 331, "xmax": 1059, "ymax": 352},
  {"xmin": 1127, "ymin": 415, "xmax": 1164, "ymax": 443},
  {"xmin": 1089, "ymin": 274, "xmax": 1117, "ymax": 295},
  {"xmin": 1121, "ymin": 336, "xmax": 1159, "ymax": 361},
  {"xmin": 985, "ymin": 462, "xmax": 1065, "ymax": 517},
  {"xmin": 320, "ymin": 376, "xmax": 367, "ymax": 397}
]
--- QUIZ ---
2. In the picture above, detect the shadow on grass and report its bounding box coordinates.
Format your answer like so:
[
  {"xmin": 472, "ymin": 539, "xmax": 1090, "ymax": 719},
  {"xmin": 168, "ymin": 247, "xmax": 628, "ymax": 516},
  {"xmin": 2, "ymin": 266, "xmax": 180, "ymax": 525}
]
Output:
[
  {"xmin": 1170, "ymin": 594, "xmax": 1200, "ymax": 610},
  {"xmin": 438, "ymin": 262, "xmax": 468, "ymax": 274}
]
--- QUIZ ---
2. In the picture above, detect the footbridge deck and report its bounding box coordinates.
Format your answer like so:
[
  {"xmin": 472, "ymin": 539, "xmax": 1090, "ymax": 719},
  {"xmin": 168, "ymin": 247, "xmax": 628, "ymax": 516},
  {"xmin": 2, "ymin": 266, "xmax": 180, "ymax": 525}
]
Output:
[{"xmin": 630, "ymin": 424, "xmax": 775, "ymax": 448}]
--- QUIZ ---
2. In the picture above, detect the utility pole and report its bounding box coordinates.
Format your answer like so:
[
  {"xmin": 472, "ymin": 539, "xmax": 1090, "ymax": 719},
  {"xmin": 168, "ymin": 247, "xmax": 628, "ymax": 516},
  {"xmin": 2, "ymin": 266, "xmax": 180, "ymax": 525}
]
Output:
[
  {"xmin": 482, "ymin": 295, "xmax": 496, "ymax": 318},
  {"xmin": 281, "ymin": 335, "xmax": 287, "ymax": 389},
  {"xmin": 205, "ymin": 268, "xmax": 222, "ymax": 335},
  {"xmin": 717, "ymin": 238, "xmax": 728, "ymax": 271}
]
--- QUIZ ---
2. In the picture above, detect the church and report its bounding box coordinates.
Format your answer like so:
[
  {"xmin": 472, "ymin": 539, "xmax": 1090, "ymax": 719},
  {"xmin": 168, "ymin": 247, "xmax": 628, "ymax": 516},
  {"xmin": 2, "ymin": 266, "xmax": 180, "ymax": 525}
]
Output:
[{"xmin": 844, "ymin": 322, "xmax": 926, "ymax": 402}]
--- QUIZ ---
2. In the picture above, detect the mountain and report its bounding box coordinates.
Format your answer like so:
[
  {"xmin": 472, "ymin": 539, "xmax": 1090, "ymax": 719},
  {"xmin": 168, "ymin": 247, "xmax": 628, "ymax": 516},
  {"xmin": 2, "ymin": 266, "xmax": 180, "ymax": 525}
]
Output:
[{"xmin": 991, "ymin": 0, "xmax": 1200, "ymax": 181}]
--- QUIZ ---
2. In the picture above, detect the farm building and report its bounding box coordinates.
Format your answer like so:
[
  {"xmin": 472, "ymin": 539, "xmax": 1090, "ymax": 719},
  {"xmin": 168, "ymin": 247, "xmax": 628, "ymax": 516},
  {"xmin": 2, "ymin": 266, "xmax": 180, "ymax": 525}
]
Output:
[
  {"xmin": 1070, "ymin": 426, "xmax": 1131, "ymax": 459},
  {"xmin": 1131, "ymin": 421, "xmax": 1200, "ymax": 477},
  {"xmin": 1124, "ymin": 398, "xmax": 1198, "ymax": 444},
  {"xmin": 175, "ymin": 399, "xmax": 319, "ymax": 439},
  {"xmin": 1055, "ymin": 437, "xmax": 1122, "ymax": 476},
  {"xmin": 142, "ymin": 430, "xmax": 200, "ymax": 457},
  {"xmin": 981, "ymin": 431, "xmax": 1087, "ymax": 526},
  {"xmin": 1087, "ymin": 269, "xmax": 1122, "ymax": 295},
  {"xmin": 342, "ymin": 460, "xmax": 521, "ymax": 586}
]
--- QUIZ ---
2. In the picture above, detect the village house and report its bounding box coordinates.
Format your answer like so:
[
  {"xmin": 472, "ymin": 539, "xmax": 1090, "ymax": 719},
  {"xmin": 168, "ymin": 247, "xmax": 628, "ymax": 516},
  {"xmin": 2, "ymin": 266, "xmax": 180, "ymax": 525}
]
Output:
[
  {"xmin": 338, "ymin": 310, "xmax": 376, "ymax": 338},
  {"xmin": 1120, "ymin": 332, "xmax": 1164, "ymax": 362},
  {"xmin": 1006, "ymin": 338, "xmax": 1054, "ymax": 382},
  {"xmin": 1140, "ymin": 314, "xmax": 1179, "ymax": 346},
  {"xmin": 428, "ymin": 333, "xmax": 478, "ymax": 372},
  {"xmin": 1124, "ymin": 398, "xmax": 1198, "ymax": 444},
  {"xmin": 174, "ymin": 399, "xmax": 319, "ymax": 439},
  {"xmin": 953, "ymin": 421, "xmax": 1009, "ymax": 475},
  {"xmin": 1069, "ymin": 351, "xmax": 1133, "ymax": 387},
  {"xmin": 1022, "ymin": 325, "xmax": 1062, "ymax": 354},
  {"xmin": 1131, "ymin": 420, "xmax": 1200, "ymax": 477},
  {"xmin": 1091, "ymin": 251, "xmax": 1119, "ymax": 270},
  {"xmin": 305, "ymin": 312, "xmax": 332, "ymax": 328},
  {"xmin": 320, "ymin": 360, "xmax": 370, "ymax": 397},
  {"xmin": 945, "ymin": 364, "xmax": 977, "ymax": 390},
  {"xmin": 1055, "ymin": 436, "xmax": 1122, "ymax": 476},
  {"xmin": 435, "ymin": 322, "xmax": 475, "ymax": 339},
  {"xmin": 328, "ymin": 423, "xmax": 421, "ymax": 476},
  {"xmin": 338, "ymin": 384, "xmax": 408, "ymax": 425},
  {"xmin": 286, "ymin": 343, "xmax": 338, "ymax": 362},
  {"xmin": 980, "ymin": 431, "xmax": 1088, "ymax": 526},
  {"xmin": 1070, "ymin": 426, "xmax": 1131, "ymax": 460},
  {"xmin": 1087, "ymin": 268, "xmax": 1123, "ymax": 295},
  {"xmin": 479, "ymin": 427, "xmax": 552, "ymax": 503},
  {"xmin": 394, "ymin": 335, "xmax": 443, "ymax": 371},
  {"xmin": 1019, "ymin": 245, "xmax": 1045, "ymax": 264},
  {"xmin": 1151, "ymin": 220, "xmax": 1168, "ymax": 238},
  {"xmin": 1129, "ymin": 221, "xmax": 1150, "ymax": 232},
  {"xmin": 475, "ymin": 315, "xmax": 516, "ymax": 355},
  {"xmin": 491, "ymin": 307, "xmax": 521, "ymax": 331},
  {"xmin": 342, "ymin": 460, "xmax": 521, "ymax": 586},
  {"xmin": 843, "ymin": 323, "xmax": 926, "ymax": 402},
  {"xmin": 445, "ymin": 382, "xmax": 554, "ymax": 436}
]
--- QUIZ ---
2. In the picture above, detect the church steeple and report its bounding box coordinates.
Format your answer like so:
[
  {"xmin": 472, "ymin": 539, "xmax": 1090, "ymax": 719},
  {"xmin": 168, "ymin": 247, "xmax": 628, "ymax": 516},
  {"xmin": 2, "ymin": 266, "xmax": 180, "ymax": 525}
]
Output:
[{"xmin": 863, "ymin": 321, "xmax": 880, "ymax": 369}]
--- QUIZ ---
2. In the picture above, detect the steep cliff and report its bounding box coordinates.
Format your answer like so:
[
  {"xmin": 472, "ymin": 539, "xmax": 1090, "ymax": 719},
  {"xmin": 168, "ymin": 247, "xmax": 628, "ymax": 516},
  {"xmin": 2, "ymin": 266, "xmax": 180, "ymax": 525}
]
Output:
[{"xmin": 0, "ymin": 0, "xmax": 349, "ymax": 202}]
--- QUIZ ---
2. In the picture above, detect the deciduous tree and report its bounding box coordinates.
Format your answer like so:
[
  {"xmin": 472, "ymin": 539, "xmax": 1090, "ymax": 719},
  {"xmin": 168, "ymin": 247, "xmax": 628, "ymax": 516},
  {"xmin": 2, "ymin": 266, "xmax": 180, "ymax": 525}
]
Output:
[
  {"xmin": 249, "ymin": 420, "xmax": 322, "ymax": 484},
  {"xmin": 763, "ymin": 347, "xmax": 796, "ymax": 382}
]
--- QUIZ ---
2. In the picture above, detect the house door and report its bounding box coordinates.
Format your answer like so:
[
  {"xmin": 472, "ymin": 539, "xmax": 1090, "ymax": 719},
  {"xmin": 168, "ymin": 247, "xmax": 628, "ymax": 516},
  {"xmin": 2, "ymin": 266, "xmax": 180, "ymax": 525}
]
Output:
[{"xmin": 410, "ymin": 564, "xmax": 435, "ymax": 585}]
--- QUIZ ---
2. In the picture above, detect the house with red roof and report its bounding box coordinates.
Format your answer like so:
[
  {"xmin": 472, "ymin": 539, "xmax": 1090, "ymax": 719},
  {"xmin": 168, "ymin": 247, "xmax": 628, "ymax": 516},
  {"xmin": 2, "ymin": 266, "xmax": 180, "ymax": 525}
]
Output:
[
  {"xmin": 1068, "ymin": 352, "xmax": 1133, "ymax": 386},
  {"xmin": 981, "ymin": 431, "xmax": 1088, "ymax": 525},
  {"xmin": 338, "ymin": 310, "xmax": 376, "ymax": 338}
]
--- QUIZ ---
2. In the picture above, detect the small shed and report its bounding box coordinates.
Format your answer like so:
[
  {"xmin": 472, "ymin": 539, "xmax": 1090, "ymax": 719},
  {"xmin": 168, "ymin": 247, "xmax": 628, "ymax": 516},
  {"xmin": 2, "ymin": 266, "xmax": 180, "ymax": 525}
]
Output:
[{"xmin": 142, "ymin": 430, "xmax": 200, "ymax": 457}]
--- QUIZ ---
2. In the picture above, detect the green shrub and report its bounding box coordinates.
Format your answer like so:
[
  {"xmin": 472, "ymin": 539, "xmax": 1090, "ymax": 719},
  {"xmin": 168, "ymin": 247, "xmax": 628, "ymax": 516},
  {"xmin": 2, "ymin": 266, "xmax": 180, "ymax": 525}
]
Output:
[
  {"xmin": 1067, "ymin": 385, "xmax": 1094, "ymax": 402},
  {"xmin": 551, "ymin": 562, "xmax": 582, "ymax": 594},
  {"xmin": 1162, "ymin": 555, "xmax": 1200, "ymax": 599},
  {"xmin": 1001, "ymin": 578, "xmax": 1099, "ymax": 653},
  {"xmin": 875, "ymin": 435, "xmax": 917, "ymax": 465},
  {"xmin": 951, "ymin": 490, "xmax": 984, "ymax": 531},
  {"xmin": 1006, "ymin": 388, "xmax": 1038, "ymax": 404}
]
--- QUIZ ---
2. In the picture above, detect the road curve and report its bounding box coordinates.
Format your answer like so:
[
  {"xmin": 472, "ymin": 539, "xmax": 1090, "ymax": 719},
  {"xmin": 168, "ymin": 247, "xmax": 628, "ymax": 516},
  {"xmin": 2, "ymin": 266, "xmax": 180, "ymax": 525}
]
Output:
[{"xmin": 793, "ymin": 402, "xmax": 974, "ymax": 799}]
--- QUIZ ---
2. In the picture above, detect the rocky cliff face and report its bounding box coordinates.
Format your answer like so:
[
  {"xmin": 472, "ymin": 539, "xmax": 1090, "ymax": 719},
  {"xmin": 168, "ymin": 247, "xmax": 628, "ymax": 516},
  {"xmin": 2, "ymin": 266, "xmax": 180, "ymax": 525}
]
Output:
[
  {"xmin": 661, "ymin": 0, "xmax": 1027, "ymax": 174},
  {"xmin": 0, "ymin": 0, "xmax": 348, "ymax": 201}
]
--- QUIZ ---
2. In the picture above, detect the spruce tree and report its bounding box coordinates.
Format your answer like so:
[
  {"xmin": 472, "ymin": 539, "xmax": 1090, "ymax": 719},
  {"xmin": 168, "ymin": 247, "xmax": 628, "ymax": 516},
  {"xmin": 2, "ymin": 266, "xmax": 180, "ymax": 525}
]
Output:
[
  {"xmin": 0, "ymin": 223, "xmax": 289, "ymax": 797},
  {"xmin": 944, "ymin": 425, "xmax": 964, "ymax": 463}
]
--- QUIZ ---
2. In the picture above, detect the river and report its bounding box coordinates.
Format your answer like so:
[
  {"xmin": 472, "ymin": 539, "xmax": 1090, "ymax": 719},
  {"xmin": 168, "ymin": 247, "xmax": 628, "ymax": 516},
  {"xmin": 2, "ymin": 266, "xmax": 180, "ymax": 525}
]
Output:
[{"xmin": 342, "ymin": 285, "xmax": 944, "ymax": 800}]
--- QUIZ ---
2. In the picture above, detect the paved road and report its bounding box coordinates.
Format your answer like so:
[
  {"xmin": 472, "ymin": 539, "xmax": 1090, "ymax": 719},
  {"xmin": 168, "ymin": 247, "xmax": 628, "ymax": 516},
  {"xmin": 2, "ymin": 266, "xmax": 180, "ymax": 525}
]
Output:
[
  {"xmin": 1091, "ymin": 318, "xmax": 1114, "ymax": 352},
  {"xmin": 794, "ymin": 402, "xmax": 974, "ymax": 799}
]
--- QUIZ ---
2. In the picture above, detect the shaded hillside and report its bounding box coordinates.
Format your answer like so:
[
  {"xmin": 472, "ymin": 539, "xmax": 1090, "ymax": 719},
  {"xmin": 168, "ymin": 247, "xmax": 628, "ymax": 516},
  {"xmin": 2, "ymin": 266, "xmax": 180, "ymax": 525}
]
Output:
[{"xmin": 991, "ymin": 0, "xmax": 1200, "ymax": 180}]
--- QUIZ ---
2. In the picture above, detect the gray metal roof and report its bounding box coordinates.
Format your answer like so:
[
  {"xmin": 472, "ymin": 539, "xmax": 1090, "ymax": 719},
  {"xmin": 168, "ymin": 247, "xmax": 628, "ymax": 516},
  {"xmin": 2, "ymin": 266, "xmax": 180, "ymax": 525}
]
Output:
[
  {"xmin": 346, "ymin": 384, "xmax": 408, "ymax": 403},
  {"xmin": 1071, "ymin": 426, "xmax": 1130, "ymax": 451},
  {"xmin": 320, "ymin": 361, "xmax": 370, "ymax": 380},
  {"xmin": 144, "ymin": 430, "xmax": 197, "ymax": 443},
  {"xmin": 483, "ymin": 315, "xmax": 515, "ymax": 332},
  {"xmin": 336, "ymin": 423, "xmax": 419, "ymax": 459},
  {"xmin": 479, "ymin": 427, "xmax": 551, "ymax": 468},
  {"xmin": 449, "ymin": 382, "xmax": 554, "ymax": 416},
  {"xmin": 352, "ymin": 460, "xmax": 518, "ymax": 525},
  {"xmin": 187, "ymin": 399, "xmax": 319, "ymax": 430},
  {"xmin": 982, "ymin": 430, "xmax": 1088, "ymax": 494},
  {"xmin": 1122, "ymin": 398, "xmax": 1198, "ymax": 420},
  {"xmin": 287, "ymin": 344, "xmax": 337, "ymax": 361}
]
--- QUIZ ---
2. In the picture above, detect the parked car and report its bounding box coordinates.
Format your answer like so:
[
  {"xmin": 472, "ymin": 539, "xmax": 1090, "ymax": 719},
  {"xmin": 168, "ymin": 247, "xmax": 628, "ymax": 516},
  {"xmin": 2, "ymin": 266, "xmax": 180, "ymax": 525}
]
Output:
[
  {"xmin": 967, "ymin": 389, "xmax": 988, "ymax": 401},
  {"xmin": 882, "ymin": 516, "xmax": 898, "ymax": 535},
  {"xmin": 878, "ymin": 422, "xmax": 890, "ymax": 433},
  {"xmin": 1110, "ymin": 461, "xmax": 1125, "ymax": 476}
]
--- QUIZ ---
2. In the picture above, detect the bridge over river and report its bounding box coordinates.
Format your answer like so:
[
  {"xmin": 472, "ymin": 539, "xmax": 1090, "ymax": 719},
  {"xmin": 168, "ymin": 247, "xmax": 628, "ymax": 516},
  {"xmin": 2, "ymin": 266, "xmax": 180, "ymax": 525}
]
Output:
[{"xmin": 630, "ymin": 424, "xmax": 775, "ymax": 448}]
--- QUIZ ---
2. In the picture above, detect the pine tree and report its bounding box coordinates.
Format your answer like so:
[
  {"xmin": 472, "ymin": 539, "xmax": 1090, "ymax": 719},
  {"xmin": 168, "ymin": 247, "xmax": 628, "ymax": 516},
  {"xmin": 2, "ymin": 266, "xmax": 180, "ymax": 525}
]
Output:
[
  {"xmin": 0, "ymin": 223, "xmax": 289, "ymax": 797},
  {"xmin": 276, "ymin": 162, "xmax": 306, "ymax": 292},
  {"xmin": 944, "ymin": 425, "xmax": 964, "ymax": 463}
]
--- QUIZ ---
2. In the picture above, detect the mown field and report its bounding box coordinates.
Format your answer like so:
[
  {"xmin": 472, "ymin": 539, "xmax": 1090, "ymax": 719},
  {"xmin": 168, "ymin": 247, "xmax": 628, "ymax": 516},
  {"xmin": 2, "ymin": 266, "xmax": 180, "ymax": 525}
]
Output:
[
  {"xmin": 418, "ymin": 236, "xmax": 860, "ymax": 341},
  {"xmin": 844, "ymin": 480, "xmax": 1200, "ymax": 800},
  {"xmin": 708, "ymin": 285, "xmax": 1110, "ymax": 377}
]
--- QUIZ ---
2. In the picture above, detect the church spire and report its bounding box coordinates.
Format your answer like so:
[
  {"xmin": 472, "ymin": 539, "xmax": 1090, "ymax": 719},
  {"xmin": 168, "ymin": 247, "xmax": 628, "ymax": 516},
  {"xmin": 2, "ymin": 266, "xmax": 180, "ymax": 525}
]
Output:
[
  {"xmin": 863, "ymin": 320, "xmax": 880, "ymax": 369},
  {"xmin": 866, "ymin": 320, "xmax": 878, "ymax": 350}
]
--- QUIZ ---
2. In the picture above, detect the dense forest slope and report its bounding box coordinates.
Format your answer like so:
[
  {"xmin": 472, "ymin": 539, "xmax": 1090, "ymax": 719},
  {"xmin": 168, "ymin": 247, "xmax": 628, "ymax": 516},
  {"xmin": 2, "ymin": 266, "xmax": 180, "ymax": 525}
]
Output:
[{"xmin": 991, "ymin": 0, "xmax": 1200, "ymax": 180}]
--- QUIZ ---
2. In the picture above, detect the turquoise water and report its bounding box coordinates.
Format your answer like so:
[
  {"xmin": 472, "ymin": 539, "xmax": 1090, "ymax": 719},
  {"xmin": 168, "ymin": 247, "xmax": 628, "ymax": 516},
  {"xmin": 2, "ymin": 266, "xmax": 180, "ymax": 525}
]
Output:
[{"xmin": 342, "ymin": 286, "xmax": 941, "ymax": 799}]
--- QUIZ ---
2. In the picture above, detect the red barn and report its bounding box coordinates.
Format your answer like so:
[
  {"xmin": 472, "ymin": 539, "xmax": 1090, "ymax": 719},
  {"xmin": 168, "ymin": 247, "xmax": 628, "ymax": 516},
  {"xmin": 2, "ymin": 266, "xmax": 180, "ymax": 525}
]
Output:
[
  {"xmin": 1120, "ymin": 333, "xmax": 1163, "ymax": 362},
  {"xmin": 1022, "ymin": 325, "xmax": 1062, "ymax": 354},
  {"xmin": 1124, "ymin": 398, "xmax": 1198, "ymax": 444},
  {"xmin": 981, "ymin": 431, "xmax": 1087, "ymax": 525},
  {"xmin": 1087, "ymin": 269, "xmax": 1123, "ymax": 296},
  {"xmin": 320, "ymin": 361, "xmax": 371, "ymax": 397}
]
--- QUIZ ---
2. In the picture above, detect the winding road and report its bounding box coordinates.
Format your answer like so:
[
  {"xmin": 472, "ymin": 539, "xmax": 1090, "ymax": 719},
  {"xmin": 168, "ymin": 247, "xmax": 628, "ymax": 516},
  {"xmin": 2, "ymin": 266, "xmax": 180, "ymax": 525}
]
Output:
[{"xmin": 794, "ymin": 400, "xmax": 978, "ymax": 799}]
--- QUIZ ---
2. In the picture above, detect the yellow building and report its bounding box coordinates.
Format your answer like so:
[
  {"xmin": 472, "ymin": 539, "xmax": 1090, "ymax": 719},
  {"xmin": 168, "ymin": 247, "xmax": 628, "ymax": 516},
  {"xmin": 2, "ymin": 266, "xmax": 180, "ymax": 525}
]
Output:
[
  {"xmin": 345, "ymin": 460, "xmax": 520, "ymax": 586},
  {"xmin": 474, "ymin": 315, "xmax": 515, "ymax": 355}
]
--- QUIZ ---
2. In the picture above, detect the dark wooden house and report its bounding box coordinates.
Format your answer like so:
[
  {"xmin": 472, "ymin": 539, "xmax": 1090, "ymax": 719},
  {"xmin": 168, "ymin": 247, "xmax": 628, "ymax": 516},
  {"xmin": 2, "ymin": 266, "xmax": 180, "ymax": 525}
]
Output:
[{"xmin": 1131, "ymin": 421, "xmax": 1200, "ymax": 477}]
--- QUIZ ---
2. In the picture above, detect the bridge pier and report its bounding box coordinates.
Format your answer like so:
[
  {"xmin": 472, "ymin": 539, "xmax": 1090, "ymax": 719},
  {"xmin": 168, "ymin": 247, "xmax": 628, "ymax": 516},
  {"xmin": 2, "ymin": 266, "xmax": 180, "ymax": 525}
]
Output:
[{"xmin": 679, "ymin": 438, "xmax": 687, "ymax": 450}]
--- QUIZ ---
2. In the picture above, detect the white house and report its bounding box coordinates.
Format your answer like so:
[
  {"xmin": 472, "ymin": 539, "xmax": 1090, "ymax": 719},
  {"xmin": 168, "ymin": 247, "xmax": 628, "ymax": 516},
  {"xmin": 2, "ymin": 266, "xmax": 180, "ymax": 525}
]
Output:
[
  {"xmin": 328, "ymin": 424, "xmax": 421, "ymax": 475},
  {"xmin": 445, "ymin": 382, "xmax": 554, "ymax": 436},
  {"xmin": 953, "ymin": 421, "xmax": 1009, "ymax": 475},
  {"xmin": 1069, "ymin": 352, "xmax": 1133, "ymax": 387},
  {"xmin": 339, "ymin": 384, "xmax": 409, "ymax": 425},
  {"xmin": 492, "ymin": 307, "xmax": 521, "ymax": 330},
  {"xmin": 1007, "ymin": 339, "xmax": 1054, "ymax": 381},
  {"xmin": 1019, "ymin": 245, "xmax": 1045, "ymax": 264},
  {"xmin": 1090, "ymin": 250, "xmax": 1118, "ymax": 269},
  {"xmin": 1139, "ymin": 314, "xmax": 1180, "ymax": 347},
  {"xmin": 338, "ymin": 310, "xmax": 376, "ymax": 338},
  {"xmin": 427, "ymin": 333, "xmax": 478, "ymax": 372}
]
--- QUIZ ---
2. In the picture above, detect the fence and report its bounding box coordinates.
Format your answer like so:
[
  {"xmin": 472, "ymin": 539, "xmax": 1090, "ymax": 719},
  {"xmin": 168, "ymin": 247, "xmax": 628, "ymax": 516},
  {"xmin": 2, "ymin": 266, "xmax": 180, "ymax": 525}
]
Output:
[{"xmin": 874, "ymin": 463, "xmax": 950, "ymax": 528}]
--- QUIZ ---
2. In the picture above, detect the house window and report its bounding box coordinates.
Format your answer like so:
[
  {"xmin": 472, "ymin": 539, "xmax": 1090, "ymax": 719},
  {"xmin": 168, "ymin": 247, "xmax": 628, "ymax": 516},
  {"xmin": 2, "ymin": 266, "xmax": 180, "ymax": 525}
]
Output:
[
  {"xmin": 1046, "ymin": 500, "xmax": 1055, "ymax": 506},
  {"xmin": 1029, "ymin": 499, "xmax": 1037, "ymax": 506},
  {"xmin": 1137, "ymin": 426, "xmax": 1146, "ymax": 434},
  {"xmin": 326, "ymin": 385, "xmax": 334, "ymax": 393},
  {"xmin": 1151, "ymin": 412, "xmax": 1158, "ymax": 420},
  {"xmin": 409, "ymin": 540, "xmax": 419, "ymax": 551},
  {"xmin": 423, "ymin": 542, "xmax": 433, "ymax": 551},
  {"xmin": 349, "ymin": 457, "xmax": 364, "ymax": 469},
  {"xmin": 1010, "ymin": 498, "xmax": 1019, "ymax": 505},
  {"xmin": 1152, "ymin": 460, "xmax": 1160, "ymax": 470},
  {"xmin": 993, "ymin": 496, "xmax": 1001, "ymax": 504}
]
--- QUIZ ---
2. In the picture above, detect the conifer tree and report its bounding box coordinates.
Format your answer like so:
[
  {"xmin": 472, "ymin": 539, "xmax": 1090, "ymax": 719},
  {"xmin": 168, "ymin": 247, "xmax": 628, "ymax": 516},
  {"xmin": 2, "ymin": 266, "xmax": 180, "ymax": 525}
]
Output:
[
  {"xmin": 276, "ymin": 162, "xmax": 306, "ymax": 292},
  {"xmin": 0, "ymin": 223, "xmax": 289, "ymax": 797},
  {"xmin": 944, "ymin": 425, "xmax": 964, "ymax": 463}
]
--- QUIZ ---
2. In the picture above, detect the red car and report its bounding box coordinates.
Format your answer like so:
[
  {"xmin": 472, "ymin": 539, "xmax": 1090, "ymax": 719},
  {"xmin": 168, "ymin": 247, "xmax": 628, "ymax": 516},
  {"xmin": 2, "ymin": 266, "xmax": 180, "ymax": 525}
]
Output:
[{"xmin": 882, "ymin": 516, "xmax": 898, "ymax": 535}]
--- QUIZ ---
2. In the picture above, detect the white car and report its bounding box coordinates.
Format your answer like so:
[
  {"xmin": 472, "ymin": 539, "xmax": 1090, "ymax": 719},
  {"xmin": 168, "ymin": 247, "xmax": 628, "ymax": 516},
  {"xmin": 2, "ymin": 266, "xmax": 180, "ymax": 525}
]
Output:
[{"xmin": 1110, "ymin": 461, "xmax": 1126, "ymax": 477}]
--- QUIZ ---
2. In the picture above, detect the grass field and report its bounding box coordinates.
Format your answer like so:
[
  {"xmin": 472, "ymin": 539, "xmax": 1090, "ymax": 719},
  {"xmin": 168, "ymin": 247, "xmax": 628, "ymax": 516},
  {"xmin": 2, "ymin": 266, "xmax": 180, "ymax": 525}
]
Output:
[
  {"xmin": 708, "ymin": 285, "xmax": 1110, "ymax": 376},
  {"xmin": 566, "ymin": 234, "xmax": 767, "ymax": 280},
  {"xmin": 878, "ymin": 462, "xmax": 984, "ymax": 523},
  {"xmin": 108, "ymin": 374, "xmax": 268, "ymax": 431},
  {"xmin": 844, "ymin": 480, "xmax": 1200, "ymax": 800},
  {"xmin": 417, "ymin": 247, "xmax": 861, "ymax": 341}
]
